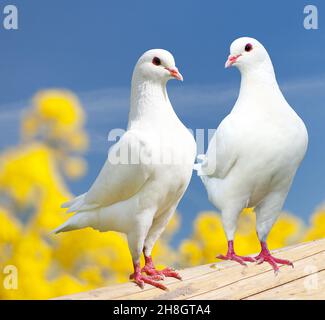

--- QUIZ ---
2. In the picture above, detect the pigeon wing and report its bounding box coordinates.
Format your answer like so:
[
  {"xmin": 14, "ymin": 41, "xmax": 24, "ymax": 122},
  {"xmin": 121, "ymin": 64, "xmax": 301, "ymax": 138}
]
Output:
[
  {"xmin": 83, "ymin": 131, "xmax": 153, "ymax": 209},
  {"xmin": 201, "ymin": 115, "xmax": 238, "ymax": 179}
]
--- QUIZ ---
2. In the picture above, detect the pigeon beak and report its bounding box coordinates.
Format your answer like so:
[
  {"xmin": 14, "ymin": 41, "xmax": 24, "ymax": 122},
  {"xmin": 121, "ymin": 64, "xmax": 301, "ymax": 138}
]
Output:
[
  {"xmin": 225, "ymin": 54, "xmax": 242, "ymax": 68},
  {"xmin": 165, "ymin": 67, "xmax": 183, "ymax": 81}
]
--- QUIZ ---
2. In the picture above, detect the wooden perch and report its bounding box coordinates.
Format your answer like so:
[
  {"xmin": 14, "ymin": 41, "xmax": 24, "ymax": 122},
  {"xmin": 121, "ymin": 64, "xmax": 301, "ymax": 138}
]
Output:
[{"xmin": 54, "ymin": 239, "xmax": 325, "ymax": 300}]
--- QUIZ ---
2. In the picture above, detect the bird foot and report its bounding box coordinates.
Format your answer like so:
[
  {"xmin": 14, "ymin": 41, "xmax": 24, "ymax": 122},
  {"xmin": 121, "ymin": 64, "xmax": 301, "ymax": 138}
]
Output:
[
  {"xmin": 254, "ymin": 241, "xmax": 294, "ymax": 274},
  {"xmin": 129, "ymin": 271, "xmax": 168, "ymax": 290},
  {"xmin": 142, "ymin": 265, "xmax": 182, "ymax": 280},
  {"xmin": 217, "ymin": 253, "xmax": 256, "ymax": 266},
  {"xmin": 217, "ymin": 240, "xmax": 256, "ymax": 266},
  {"xmin": 254, "ymin": 252, "xmax": 294, "ymax": 274}
]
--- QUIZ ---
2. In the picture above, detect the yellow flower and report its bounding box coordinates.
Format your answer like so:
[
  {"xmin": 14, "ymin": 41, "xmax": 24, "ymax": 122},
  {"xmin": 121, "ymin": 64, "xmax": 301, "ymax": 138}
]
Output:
[
  {"xmin": 65, "ymin": 131, "xmax": 88, "ymax": 152},
  {"xmin": 62, "ymin": 157, "xmax": 87, "ymax": 179},
  {"xmin": 79, "ymin": 266, "xmax": 103, "ymax": 286},
  {"xmin": 180, "ymin": 209, "xmax": 305, "ymax": 267},
  {"xmin": 0, "ymin": 87, "xmax": 317, "ymax": 300},
  {"xmin": 21, "ymin": 114, "xmax": 38, "ymax": 138},
  {"xmin": 268, "ymin": 212, "xmax": 304, "ymax": 250},
  {"xmin": 49, "ymin": 275, "xmax": 86, "ymax": 299},
  {"xmin": 179, "ymin": 240, "xmax": 202, "ymax": 266},
  {"xmin": 0, "ymin": 143, "xmax": 68, "ymax": 207},
  {"xmin": 303, "ymin": 209, "xmax": 325, "ymax": 241},
  {"xmin": 0, "ymin": 208, "xmax": 21, "ymax": 243},
  {"xmin": 34, "ymin": 90, "xmax": 84, "ymax": 127}
]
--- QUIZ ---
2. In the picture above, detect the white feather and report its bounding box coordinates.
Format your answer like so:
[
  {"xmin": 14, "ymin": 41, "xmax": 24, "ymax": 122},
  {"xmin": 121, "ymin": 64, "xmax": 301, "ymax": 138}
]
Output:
[
  {"xmin": 53, "ymin": 49, "xmax": 197, "ymax": 263},
  {"xmin": 198, "ymin": 37, "xmax": 308, "ymax": 242}
]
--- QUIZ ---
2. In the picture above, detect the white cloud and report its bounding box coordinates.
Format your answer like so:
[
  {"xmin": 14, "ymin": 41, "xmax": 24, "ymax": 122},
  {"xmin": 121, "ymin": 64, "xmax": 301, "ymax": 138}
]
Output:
[
  {"xmin": 281, "ymin": 74, "xmax": 325, "ymax": 94},
  {"xmin": 0, "ymin": 74, "xmax": 324, "ymax": 153}
]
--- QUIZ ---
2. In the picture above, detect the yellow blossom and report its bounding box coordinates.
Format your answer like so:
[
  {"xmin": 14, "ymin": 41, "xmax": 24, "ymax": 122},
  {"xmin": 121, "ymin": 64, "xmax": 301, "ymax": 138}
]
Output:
[
  {"xmin": 34, "ymin": 90, "xmax": 84, "ymax": 127},
  {"xmin": 303, "ymin": 208, "xmax": 325, "ymax": 241},
  {"xmin": 0, "ymin": 88, "xmax": 321, "ymax": 300},
  {"xmin": 62, "ymin": 157, "xmax": 87, "ymax": 179}
]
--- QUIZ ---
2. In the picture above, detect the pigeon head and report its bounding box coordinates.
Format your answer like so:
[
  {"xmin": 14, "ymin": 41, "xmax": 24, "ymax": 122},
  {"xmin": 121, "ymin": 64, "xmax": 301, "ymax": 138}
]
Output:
[
  {"xmin": 133, "ymin": 49, "xmax": 183, "ymax": 83},
  {"xmin": 225, "ymin": 37, "xmax": 272, "ymax": 73}
]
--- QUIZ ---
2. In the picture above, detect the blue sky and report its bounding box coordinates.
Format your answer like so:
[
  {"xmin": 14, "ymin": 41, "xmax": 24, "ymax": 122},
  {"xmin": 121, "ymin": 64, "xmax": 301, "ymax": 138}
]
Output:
[{"xmin": 0, "ymin": 1, "xmax": 324, "ymax": 245}]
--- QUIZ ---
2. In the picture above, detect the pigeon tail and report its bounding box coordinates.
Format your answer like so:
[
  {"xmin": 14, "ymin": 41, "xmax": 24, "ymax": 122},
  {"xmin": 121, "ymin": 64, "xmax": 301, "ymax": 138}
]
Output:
[
  {"xmin": 61, "ymin": 193, "xmax": 86, "ymax": 208},
  {"xmin": 61, "ymin": 193, "xmax": 98, "ymax": 213},
  {"xmin": 51, "ymin": 210, "xmax": 99, "ymax": 234}
]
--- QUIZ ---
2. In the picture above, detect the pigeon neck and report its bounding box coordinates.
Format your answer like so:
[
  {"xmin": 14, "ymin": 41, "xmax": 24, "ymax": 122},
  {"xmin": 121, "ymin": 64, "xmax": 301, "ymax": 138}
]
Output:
[
  {"xmin": 239, "ymin": 61, "xmax": 278, "ymax": 95},
  {"xmin": 128, "ymin": 74, "xmax": 175, "ymax": 128}
]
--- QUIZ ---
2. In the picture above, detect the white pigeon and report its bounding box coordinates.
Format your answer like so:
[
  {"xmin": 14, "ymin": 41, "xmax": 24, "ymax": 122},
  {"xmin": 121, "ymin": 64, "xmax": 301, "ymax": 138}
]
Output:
[
  {"xmin": 53, "ymin": 49, "xmax": 197, "ymax": 289},
  {"xmin": 195, "ymin": 37, "xmax": 308, "ymax": 273}
]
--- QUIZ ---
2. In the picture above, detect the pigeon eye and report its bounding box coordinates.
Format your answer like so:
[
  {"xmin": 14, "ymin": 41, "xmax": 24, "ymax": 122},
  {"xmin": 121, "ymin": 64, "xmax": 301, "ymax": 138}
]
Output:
[
  {"xmin": 152, "ymin": 57, "xmax": 161, "ymax": 66},
  {"xmin": 245, "ymin": 43, "xmax": 253, "ymax": 52}
]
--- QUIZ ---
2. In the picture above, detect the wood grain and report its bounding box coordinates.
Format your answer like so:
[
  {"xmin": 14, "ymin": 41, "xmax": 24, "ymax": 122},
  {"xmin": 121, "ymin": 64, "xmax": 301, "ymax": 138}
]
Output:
[{"xmin": 53, "ymin": 239, "xmax": 325, "ymax": 300}]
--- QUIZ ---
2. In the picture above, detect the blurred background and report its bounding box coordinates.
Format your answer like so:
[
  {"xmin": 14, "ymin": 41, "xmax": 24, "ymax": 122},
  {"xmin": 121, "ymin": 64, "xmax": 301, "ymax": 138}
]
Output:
[{"xmin": 0, "ymin": 0, "xmax": 324, "ymax": 299}]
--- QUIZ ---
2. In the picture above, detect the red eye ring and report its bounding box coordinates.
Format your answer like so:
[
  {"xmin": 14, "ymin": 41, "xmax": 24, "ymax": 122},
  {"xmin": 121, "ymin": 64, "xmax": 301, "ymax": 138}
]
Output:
[
  {"xmin": 152, "ymin": 57, "xmax": 161, "ymax": 66},
  {"xmin": 245, "ymin": 43, "xmax": 253, "ymax": 52}
]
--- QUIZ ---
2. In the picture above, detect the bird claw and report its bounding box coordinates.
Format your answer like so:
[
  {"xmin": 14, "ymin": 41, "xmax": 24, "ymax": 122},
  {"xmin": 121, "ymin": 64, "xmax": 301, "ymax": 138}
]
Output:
[
  {"xmin": 130, "ymin": 272, "xmax": 168, "ymax": 290},
  {"xmin": 150, "ymin": 274, "xmax": 165, "ymax": 281},
  {"xmin": 254, "ymin": 252, "xmax": 294, "ymax": 273},
  {"xmin": 162, "ymin": 269, "xmax": 182, "ymax": 280},
  {"xmin": 142, "ymin": 266, "xmax": 182, "ymax": 281},
  {"xmin": 217, "ymin": 253, "xmax": 256, "ymax": 266}
]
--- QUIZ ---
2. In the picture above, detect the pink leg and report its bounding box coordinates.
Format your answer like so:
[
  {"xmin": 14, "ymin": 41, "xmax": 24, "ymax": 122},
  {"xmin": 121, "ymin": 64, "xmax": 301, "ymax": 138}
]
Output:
[
  {"xmin": 254, "ymin": 241, "xmax": 294, "ymax": 274},
  {"xmin": 129, "ymin": 261, "xmax": 167, "ymax": 290},
  {"xmin": 217, "ymin": 240, "xmax": 256, "ymax": 266},
  {"xmin": 142, "ymin": 254, "xmax": 182, "ymax": 280}
]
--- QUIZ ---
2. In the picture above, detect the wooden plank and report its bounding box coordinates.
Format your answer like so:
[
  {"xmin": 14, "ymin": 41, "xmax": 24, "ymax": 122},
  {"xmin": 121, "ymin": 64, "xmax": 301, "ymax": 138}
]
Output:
[
  {"xmin": 53, "ymin": 239, "xmax": 325, "ymax": 300},
  {"xmin": 55, "ymin": 260, "xmax": 236, "ymax": 300},
  {"xmin": 121, "ymin": 240, "xmax": 325, "ymax": 300},
  {"xmin": 188, "ymin": 250, "xmax": 325, "ymax": 300},
  {"xmin": 244, "ymin": 269, "xmax": 325, "ymax": 300}
]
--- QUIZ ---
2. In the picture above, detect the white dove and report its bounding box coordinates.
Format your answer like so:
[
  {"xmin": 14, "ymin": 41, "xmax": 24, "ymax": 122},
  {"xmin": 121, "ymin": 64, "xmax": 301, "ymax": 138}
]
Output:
[
  {"xmin": 53, "ymin": 49, "xmax": 197, "ymax": 289},
  {"xmin": 195, "ymin": 37, "xmax": 308, "ymax": 272}
]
